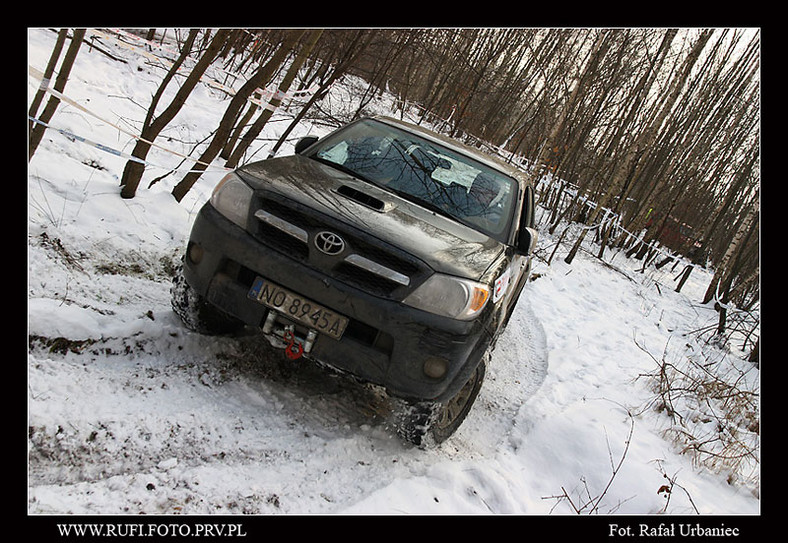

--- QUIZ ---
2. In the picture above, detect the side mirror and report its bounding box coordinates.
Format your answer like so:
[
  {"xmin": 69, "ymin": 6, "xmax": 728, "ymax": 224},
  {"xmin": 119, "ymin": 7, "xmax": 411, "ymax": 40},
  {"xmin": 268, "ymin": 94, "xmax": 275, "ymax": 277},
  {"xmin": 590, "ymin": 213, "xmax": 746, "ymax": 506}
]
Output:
[
  {"xmin": 518, "ymin": 227, "xmax": 539, "ymax": 255},
  {"xmin": 294, "ymin": 136, "xmax": 319, "ymax": 154}
]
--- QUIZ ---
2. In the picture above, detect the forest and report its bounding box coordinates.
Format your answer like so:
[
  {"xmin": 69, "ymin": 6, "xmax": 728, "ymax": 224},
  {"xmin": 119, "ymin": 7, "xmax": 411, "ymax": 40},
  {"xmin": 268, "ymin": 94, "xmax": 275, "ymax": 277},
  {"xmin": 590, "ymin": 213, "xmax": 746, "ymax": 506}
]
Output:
[{"xmin": 28, "ymin": 28, "xmax": 760, "ymax": 356}]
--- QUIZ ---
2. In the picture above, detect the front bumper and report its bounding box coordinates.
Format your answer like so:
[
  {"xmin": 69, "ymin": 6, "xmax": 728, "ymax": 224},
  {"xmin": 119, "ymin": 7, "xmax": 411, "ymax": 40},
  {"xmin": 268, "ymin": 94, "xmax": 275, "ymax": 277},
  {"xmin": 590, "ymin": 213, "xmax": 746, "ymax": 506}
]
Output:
[{"xmin": 182, "ymin": 203, "xmax": 494, "ymax": 402}]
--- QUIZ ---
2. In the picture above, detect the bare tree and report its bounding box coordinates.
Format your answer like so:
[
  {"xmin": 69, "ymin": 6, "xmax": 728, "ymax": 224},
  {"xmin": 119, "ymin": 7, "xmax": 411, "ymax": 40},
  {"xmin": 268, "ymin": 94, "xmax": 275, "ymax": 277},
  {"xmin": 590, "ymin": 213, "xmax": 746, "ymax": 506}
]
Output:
[
  {"xmin": 525, "ymin": 30, "xmax": 613, "ymax": 187},
  {"xmin": 704, "ymin": 190, "xmax": 759, "ymax": 310},
  {"xmin": 172, "ymin": 30, "xmax": 306, "ymax": 202},
  {"xmin": 266, "ymin": 31, "xmax": 374, "ymax": 159},
  {"xmin": 119, "ymin": 30, "xmax": 232, "ymax": 199},
  {"xmin": 223, "ymin": 29, "xmax": 323, "ymax": 168},
  {"xmin": 564, "ymin": 29, "xmax": 713, "ymax": 265},
  {"xmin": 29, "ymin": 29, "xmax": 86, "ymax": 160},
  {"xmin": 29, "ymin": 29, "xmax": 68, "ymax": 134}
]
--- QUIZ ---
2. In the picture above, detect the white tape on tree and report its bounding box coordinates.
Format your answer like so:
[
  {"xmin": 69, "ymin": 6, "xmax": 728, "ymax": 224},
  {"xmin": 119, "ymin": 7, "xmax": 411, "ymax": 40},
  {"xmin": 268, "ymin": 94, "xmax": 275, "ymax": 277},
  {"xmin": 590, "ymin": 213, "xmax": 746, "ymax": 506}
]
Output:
[
  {"xmin": 28, "ymin": 65, "xmax": 230, "ymax": 172},
  {"xmin": 28, "ymin": 115, "xmax": 223, "ymax": 174}
]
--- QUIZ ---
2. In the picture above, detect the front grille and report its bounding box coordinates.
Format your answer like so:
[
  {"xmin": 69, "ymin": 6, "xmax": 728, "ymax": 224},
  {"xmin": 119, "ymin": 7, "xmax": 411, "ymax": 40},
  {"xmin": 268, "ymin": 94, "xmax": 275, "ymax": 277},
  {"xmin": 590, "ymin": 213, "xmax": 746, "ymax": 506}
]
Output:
[
  {"xmin": 250, "ymin": 191, "xmax": 429, "ymax": 299},
  {"xmin": 334, "ymin": 261, "xmax": 400, "ymax": 297},
  {"xmin": 255, "ymin": 217, "xmax": 309, "ymax": 261}
]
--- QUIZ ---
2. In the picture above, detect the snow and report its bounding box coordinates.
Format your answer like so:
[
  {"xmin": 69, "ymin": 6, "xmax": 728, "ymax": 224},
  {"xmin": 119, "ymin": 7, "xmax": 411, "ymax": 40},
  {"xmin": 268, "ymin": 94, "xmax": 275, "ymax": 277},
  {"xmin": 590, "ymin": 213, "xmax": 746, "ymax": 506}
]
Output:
[{"xmin": 27, "ymin": 28, "xmax": 760, "ymax": 518}]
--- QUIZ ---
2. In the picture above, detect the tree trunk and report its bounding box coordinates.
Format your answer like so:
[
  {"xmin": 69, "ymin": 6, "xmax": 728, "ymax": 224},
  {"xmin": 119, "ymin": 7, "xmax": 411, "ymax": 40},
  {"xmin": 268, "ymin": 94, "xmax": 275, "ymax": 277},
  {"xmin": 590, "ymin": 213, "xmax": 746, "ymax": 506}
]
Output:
[
  {"xmin": 120, "ymin": 29, "xmax": 231, "ymax": 199},
  {"xmin": 524, "ymin": 30, "xmax": 609, "ymax": 189},
  {"xmin": 267, "ymin": 31, "xmax": 373, "ymax": 159},
  {"xmin": 172, "ymin": 30, "xmax": 306, "ymax": 202},
  {"xmin": 703, "ymin": 190, "xmax": 759, "ymax": 306},
  {"xmin": 29, "ymin": 29, "xmax": 68, "ymax": 133},
  {"xmin": 29, "ymin": 29, "xmax": 86, "ymax": 160},
  {"xmin": 224, "ymin": 30, "xmax": 322, "ymax": 168}
]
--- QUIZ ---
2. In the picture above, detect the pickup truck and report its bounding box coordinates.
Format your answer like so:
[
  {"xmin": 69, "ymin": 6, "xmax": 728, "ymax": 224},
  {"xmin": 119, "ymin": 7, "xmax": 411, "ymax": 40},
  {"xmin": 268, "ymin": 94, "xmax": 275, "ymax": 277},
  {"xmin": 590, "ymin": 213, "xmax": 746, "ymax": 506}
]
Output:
[{"xmin": 172, "ymin": 116, "xmax": 538, "ymax": 446}]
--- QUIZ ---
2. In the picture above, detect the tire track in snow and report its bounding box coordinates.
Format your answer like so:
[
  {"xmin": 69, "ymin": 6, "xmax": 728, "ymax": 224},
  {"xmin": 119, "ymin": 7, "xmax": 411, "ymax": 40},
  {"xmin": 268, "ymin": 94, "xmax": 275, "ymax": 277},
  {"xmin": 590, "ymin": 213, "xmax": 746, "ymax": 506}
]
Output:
[
  {"xmin": 446, "ymin": 294, "xmax": 549, "ymax": 453},
  {"xmin": 28, "ymin": 314, "xmax": 399, "ymax": 496}
]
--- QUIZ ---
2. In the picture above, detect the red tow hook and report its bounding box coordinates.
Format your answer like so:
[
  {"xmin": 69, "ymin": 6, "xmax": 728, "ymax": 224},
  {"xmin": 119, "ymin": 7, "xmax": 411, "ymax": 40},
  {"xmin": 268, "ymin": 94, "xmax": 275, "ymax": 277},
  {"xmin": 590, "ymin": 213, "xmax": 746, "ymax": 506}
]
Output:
[{"xmin": 283, "ymin": 330, "xmax": 304, "ymax": 360}]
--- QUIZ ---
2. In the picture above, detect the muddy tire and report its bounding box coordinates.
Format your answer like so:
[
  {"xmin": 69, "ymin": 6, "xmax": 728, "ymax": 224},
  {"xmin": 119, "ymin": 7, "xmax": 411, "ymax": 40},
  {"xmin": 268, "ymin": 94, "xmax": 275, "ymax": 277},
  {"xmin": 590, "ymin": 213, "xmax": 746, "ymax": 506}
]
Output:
[
  {"xmin": 395, "ymin": 359, "xmax": 486, "ymax": 447},
  {"xmin": 170, "ymin": 263, "xmax": 243, "ymax": 335}
]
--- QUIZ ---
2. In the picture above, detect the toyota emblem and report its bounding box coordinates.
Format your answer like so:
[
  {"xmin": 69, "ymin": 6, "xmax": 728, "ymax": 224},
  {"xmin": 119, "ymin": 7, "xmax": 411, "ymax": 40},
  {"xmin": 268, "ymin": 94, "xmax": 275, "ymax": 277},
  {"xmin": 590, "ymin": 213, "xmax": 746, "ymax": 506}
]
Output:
[{"xmin": 314, "ymin": 231, "xmax": 345, "ymax": 255}]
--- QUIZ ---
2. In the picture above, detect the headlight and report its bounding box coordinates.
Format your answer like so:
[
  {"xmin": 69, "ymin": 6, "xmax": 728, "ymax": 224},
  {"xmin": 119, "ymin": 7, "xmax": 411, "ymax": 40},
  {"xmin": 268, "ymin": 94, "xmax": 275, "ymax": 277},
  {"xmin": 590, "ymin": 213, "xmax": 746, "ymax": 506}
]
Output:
[
  {"xmin": 404, "ymin": 274, "xmax": 490, "ymax": 320},
  {"xmin": 210, "ymin": 172, "xmax": 253, "ymax": 228}
]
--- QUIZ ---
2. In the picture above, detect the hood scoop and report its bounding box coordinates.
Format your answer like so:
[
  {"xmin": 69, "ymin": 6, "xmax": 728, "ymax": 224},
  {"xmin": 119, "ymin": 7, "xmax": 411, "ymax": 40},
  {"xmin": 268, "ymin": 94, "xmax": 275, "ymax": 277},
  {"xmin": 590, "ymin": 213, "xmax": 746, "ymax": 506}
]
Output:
[{"xmin": 335, "ymin": 184, "xmax": 393, "ymax": 213}]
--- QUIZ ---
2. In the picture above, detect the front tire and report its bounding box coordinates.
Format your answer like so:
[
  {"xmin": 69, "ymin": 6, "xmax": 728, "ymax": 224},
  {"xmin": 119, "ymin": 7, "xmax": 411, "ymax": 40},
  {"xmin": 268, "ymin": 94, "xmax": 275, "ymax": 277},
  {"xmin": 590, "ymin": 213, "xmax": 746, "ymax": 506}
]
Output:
[{"xmin": 395, "ymin": 359, "xmax": 486, "ymax": 447}]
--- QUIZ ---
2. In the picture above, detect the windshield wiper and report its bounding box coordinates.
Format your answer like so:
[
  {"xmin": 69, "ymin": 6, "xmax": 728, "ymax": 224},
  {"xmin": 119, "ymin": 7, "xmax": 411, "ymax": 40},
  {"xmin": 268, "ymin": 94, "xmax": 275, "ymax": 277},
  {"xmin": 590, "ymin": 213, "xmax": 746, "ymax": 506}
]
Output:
[
  {"xmin": 387, "ymin": 188, "xmax": 455, "ymax": 221},
  {"xmin": 309, "ymin": 155, "xmax": 381, "ymax": 187}
]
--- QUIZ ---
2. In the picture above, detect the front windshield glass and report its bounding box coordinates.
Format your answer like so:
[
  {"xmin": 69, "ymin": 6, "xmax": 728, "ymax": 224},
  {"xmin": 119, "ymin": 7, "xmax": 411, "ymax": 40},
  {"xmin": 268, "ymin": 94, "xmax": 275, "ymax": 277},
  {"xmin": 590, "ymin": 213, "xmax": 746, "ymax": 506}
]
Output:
[{"xmin": 308, "ymin": 119, "xmax": 518, "ymax": 240}]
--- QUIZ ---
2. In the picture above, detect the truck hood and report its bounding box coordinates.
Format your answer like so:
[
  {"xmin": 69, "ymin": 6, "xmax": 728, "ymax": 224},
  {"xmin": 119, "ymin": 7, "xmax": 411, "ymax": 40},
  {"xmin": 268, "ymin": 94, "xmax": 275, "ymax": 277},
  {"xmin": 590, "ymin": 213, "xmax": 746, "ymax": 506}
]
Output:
[{"xmin": 238, "ymin": 155, "xmax": 504, "ymax": 281}]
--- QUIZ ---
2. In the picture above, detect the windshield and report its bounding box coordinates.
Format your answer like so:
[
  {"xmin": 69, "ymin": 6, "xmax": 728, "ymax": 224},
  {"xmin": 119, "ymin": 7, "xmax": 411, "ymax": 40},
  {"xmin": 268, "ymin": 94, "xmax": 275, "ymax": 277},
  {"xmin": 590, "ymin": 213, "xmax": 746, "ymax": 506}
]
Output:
[{"xmin": 307, "ymin": 119, "xmax": 518, "ymax": 241}]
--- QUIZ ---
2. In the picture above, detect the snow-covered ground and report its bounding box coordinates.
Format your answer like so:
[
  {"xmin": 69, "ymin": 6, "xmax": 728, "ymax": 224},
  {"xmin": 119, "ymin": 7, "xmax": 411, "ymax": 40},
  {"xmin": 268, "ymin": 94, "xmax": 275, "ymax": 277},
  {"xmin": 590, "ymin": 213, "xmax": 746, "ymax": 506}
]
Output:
[{"xmin": 27, "ymin": 28, "xmax": 760, "ymax": 517}]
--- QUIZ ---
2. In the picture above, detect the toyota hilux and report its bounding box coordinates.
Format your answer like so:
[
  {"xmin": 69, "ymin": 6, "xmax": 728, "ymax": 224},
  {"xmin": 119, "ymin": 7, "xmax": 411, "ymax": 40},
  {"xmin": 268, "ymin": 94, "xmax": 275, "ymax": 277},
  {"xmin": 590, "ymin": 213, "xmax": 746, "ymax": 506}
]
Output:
[{"xmin": 171, "ymin": 116, "xmax": 538, "ymax": 446}]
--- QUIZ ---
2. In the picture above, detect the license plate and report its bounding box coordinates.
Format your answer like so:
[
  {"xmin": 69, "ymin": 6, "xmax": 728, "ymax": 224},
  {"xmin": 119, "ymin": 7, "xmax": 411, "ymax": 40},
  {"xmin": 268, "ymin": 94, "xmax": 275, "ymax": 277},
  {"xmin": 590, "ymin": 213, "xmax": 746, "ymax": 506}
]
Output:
[{"xmin": 248, "ymin": 277, "xmax": 348, "ymax": 340}]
